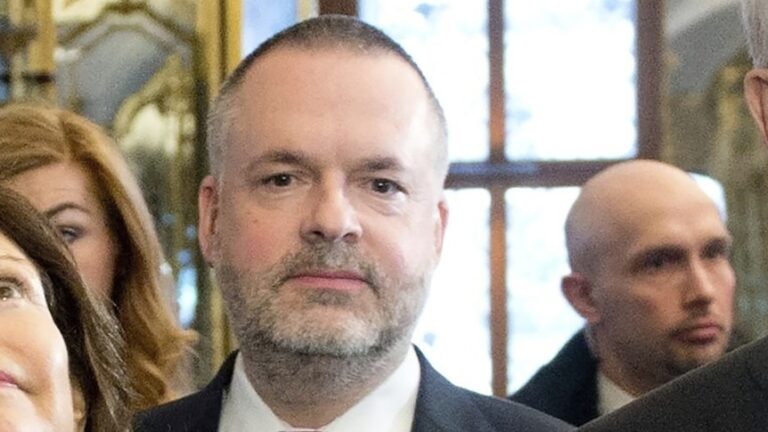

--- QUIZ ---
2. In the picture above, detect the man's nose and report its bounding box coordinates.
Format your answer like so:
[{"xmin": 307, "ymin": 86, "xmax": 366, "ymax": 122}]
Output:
[
  {"xmin": 683, "ymin": 258, "xmax": 717, "ymax": 307},
  {"xmin": 300, "ymin": 182, "xmax": 362, "ymax": 244}
]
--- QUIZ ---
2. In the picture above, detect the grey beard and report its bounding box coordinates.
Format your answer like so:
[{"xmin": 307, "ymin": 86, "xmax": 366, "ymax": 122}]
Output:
[
  {"xmin": 241, "ymin": 334, "xmax": 409, "ymax": 407},
  {"xmin": 217, "ymin": 240, "xmax": 428, "ymax": 359}
]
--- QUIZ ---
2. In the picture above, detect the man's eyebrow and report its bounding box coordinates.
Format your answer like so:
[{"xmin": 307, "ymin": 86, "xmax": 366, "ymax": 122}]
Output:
[
  {"xmin": 638, "ymin": 245, "xmax": 686, "ymax": 256},
  {"xmin": 242, "ymin": 152, "xmax": 405, "ymax": 174},
  {"xmin": 43, "ymin": 202, "xmax": 90, "ymax": 219},
  {"xmin": 355, "ymin": 156, "xmax": 405, "ymax": 172},
  {"xmin": 628, "ymin": 244, "xmax": 686, "ymax": 264},
  {"xmin": 243, "ymin": 150, "xmax": 313, "ymax": 173},
  {"xmin": 703, "ymin": 236, "xmax": 732, "ymax": 251},
  {"xmin": 708, "ymin": 235, "xmax": 732, "ymax": 245}
]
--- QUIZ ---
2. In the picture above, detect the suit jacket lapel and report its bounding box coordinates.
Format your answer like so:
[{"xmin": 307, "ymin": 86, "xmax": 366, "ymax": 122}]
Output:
[
  {"xmin": 410, "ymin": 347, "xmax": 497, "ymax": 432},
  {"xmin": 181, "ymin": 351, "xmax": 239, "ymax": 431}
]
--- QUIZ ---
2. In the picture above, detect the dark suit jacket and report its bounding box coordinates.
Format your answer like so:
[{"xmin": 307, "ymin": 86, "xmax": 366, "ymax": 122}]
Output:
[
  {"xmin": 578, "ymin": 335, "xmax": 768, "ymax": 432},
  {"xmin": 510, "ymin": 330, "xmax": 598, "ymax": 426},
  {"xmin": 135, "ymin": 348, "xmax": 574, "ymax": 432}
]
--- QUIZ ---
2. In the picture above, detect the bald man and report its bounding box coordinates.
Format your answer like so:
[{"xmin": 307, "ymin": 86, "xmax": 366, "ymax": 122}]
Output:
[
  {"xmin": 574, "ymin": 2, "xmax": 768, "ymax": 430},
  {"xmin": 511, "ymin": 159, "xmax": 736, "ymax": 426}
]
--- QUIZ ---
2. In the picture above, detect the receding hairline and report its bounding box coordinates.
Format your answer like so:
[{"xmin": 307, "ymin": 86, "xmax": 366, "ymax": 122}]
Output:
[{"xmin": 206, "ymin": 15, "xmax": 448, "ymax": 178}]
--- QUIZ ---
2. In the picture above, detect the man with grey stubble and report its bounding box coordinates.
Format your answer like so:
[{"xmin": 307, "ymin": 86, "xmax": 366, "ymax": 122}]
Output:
[{"xmin": 135, "ymin": 15, "xmax": 572, "ymax": 432}]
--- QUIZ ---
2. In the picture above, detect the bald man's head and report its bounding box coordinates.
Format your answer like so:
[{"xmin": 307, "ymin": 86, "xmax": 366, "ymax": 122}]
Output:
[
  {"xmin": 562, "ymin": 159, "xmax": 735, "ymax": 396},
  {"xmin": 566, "ymin": 160, "xmax": 722, "ymax": 276}
]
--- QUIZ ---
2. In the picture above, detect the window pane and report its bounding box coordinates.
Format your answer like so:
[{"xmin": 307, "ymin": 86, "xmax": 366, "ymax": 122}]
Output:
[
  {"xmin": 505, "ymin": 0, "xmax": 637, "ymax": 160},
  {"xmin": 691, "ymin": 172, "xmax": 727, "ymax": 221},
  {"xmin": 506, "ymin": 187, "xmax": 584, "ymax": 392},
  {"xmin": 360, "ymin": 0, "xmax": 489, "ymax": 162},
  {"xmin": 413, "ymin": 189, "xmax": 492, "ymax": 394},
  {"xmin": 242, "ymin": 0, "xmax": 297, "ymax": 57}
]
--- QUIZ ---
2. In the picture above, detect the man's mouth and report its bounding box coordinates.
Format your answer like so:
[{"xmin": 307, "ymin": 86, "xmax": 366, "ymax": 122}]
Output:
[
  {"xmin": 673, "ymin": 320, "xmax": 724, "ymax": 344},
  {"xmin": 289, "ymin": 270, "xmax": 369, "ymax": 292}
]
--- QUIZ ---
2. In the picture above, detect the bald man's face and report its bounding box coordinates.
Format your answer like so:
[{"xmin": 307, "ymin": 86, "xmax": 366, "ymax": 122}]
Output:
[{"xmin": 589, "ymin": 191, "xmax": 734, "ymax": 389}]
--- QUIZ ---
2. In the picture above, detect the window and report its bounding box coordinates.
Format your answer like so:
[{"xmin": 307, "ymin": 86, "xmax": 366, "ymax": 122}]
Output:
[{"xmin": 242, "ymin": 0, "xmax": 298, "ymax": 55}]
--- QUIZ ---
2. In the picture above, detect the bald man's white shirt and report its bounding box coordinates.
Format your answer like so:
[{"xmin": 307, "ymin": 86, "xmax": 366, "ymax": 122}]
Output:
[
  {"xmin": 219, "ymin": 349, "xmax": 420, "ymax": 431},
  {"xmin": 597, "ymin": 371, "xmax": 635, "ymax": 416}
]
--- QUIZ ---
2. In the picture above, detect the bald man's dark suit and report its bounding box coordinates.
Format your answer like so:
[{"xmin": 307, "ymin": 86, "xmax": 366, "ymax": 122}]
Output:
[
  {"xmin": 578, "ymin": 336, "xmax": 768, "ymax": 432},
  {"xmin": 510, "ymin": 330, "xmax": 599, "ymax": 426},
  {"xmin": 134, "ymin": 348, "xmax": 574, "ymax": 431}
]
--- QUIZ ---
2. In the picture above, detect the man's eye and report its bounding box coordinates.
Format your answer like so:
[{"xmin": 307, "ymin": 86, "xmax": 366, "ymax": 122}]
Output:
[
  {"xmin": 0, "ymin": 280, "xmax": 23, "ymax": 302},
  {"xmin": 371, "ymin": 179, "xmax": 401, "ymax": 194},
  {"xmin": 646, "ymin": 256, "xmax": 671, "ymax": 269},
  {"xmin": 638, "ymin": 251, "xmax": 681, "ymax": 272},
  {"xmin": 263, "ymin": 174, "xmax": 293, "ymax": 187}
]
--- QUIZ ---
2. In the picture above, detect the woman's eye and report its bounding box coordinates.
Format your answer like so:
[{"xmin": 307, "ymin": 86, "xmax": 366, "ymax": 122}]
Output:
[
  {"xmin": 56, "ymin": 226, "xmax": 81, "ymax": 244},
  {"xmin": 0, "ymin": 280, "xmax": 23, "ymax": 302}
]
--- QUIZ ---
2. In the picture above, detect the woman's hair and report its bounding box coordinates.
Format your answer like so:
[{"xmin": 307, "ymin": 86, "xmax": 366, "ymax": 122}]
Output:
[
  {"xmin": 0, "ymin": 186, "xmax": 132, "ymax": 430},
  {"xmin": 0, "ymin": 102, "xmax": 195, "ymax": 409}
]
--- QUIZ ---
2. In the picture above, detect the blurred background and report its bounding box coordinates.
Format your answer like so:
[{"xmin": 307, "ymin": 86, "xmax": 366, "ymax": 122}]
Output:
[{"xmin": 1, "ymin": 0, "xmax": 763, "ymax": 397}]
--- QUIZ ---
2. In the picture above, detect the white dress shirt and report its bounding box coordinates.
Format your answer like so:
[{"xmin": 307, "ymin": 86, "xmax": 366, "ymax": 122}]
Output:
[
  {"xmin": 219, "ymin": 348, "xmax": 421, "ymax": 432},
  {"xmin": 596, "ymin": 371, "xmax": 636, "ymax": 416}
]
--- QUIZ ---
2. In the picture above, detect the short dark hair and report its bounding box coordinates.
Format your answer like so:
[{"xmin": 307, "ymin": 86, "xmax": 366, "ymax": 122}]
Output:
[
  {"xmin": 207, "ymin": 14, "xmax": 447, "ymax": 177},
  {"xmin": 0, "ymin": 186, "xmax": 133, "ymax": 431}
]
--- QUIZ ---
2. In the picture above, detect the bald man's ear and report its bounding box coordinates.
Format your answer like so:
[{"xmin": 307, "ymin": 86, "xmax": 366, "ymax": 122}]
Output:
[
  {"xmin": 745, "ymin": 68, "xmax": 768, "ymax": 145},
  {"xmin": 562, "ymin": 272, "xmax": 601, "ymax": 325}
]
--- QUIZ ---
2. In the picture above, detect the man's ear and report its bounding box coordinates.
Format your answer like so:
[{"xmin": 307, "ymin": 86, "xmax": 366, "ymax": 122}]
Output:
[
  {"xmin": 744, "ymin": 68, "xmax": 768, "ymax": 145},
  {"xmin": 433, "ymin": 195, "xmax": 449, "ymax": 259},
  {"xmin": 562, "ymin": 272, "xmax": 601, "ymax": 325},
  {"xmin": 198, "ymin": 175, "xmax": 220, "ymax": 266}
]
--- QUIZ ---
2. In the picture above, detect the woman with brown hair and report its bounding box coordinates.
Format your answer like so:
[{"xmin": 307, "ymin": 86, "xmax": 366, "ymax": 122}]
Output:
[
  {"xmin": 0, "ymin": 186, "xmax": 132, "ymax": 430},
  {"xmin": 0, "ymin": 102, "xmax": 195, "ymax": 410}
]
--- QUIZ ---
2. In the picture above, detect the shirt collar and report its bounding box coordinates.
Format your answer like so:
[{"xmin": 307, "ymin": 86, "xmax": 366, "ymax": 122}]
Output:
[
  {"xmin": 219, "ymin": 347, "xmax": 421, "ymax": 432},
  {"xmin": 596, "ymin": 370, "xmax": 636, "ymax": 416}
]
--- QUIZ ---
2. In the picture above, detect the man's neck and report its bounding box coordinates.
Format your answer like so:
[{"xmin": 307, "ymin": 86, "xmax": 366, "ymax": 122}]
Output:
[
  {"xmin": 241, "ymin": 341, "xmax": 410, "ymax": 429},
  {"xmin": 597, "ymin": 353, "xmax": 662, "ymax": 397}
]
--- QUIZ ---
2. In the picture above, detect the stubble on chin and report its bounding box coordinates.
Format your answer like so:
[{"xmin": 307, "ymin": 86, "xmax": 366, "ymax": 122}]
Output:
[
  {"xmin": 663, "ymin": 337, "xmax": 729, "ymax": 378},
  {"xmin": 217, "ymin": 242, "xmax": 428, "ymax": 360}
]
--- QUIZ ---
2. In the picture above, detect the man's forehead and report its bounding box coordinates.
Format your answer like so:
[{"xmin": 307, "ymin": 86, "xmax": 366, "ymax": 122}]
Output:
[
  {"xmin": 230, "ymin": 48, "xmax": 428, "ymax": 119},
  {"xmin": 574, "ymin": 182, "xmax": 727, "ymax": 265},
  {"xmin": 611, "ymin": 198, "xmax": 729, "ymax": 253},
  {"xmin": 219, "ymin": 45, "xmax": 444, "ymax": 178}
]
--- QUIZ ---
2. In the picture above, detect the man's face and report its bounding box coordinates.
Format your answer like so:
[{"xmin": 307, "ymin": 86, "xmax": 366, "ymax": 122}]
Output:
[
  {"xmin": 199, "ymin": 48, "xmax": 448, "ymax": 357},
  {"xmin": 590, "ymin": 193, "xmax": 735, "ymax": 385}
]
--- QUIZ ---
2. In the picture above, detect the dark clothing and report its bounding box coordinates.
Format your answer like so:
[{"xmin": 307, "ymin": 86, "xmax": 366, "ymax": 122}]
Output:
[
  {"xmin": 578, "ymin": 335, "xmax": 768, "ymax": 432},
  {"xmin": 510, "ymin": 331, "xmax": 598, "ymax": 426},
  {"xmin": 135, "ymin": 347, "xmax": 574, "ymax": 432}
]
